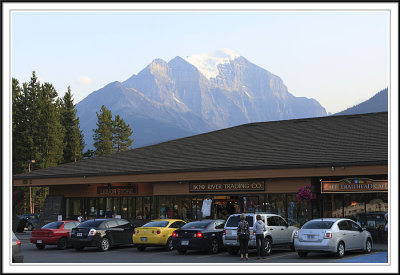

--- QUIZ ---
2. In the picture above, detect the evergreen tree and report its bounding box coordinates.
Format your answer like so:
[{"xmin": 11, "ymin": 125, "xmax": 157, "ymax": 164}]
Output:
[
  {"xmin": 112, "ymin": 114, "xmax": 134, "ymax": 152},
  {"xmin": 93, "ymin": 105, "xmax": 114, "ymax": 156},
  {"xmin": 61, "ymin": 86, "xmax": 85, "ymax": 163},
  {"xmin": 35, "ymin": 82, "xmax": 65, "ymax": 168}
]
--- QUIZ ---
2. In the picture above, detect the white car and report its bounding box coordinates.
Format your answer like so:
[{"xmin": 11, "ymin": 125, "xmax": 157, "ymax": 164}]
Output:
[
  {"xmin": 222, "ymin": 213, "xmax": 298, "ymax": 256},
  {"xmin": 294, "ymin": 218, "xmax": 373, "ymax": 258}
]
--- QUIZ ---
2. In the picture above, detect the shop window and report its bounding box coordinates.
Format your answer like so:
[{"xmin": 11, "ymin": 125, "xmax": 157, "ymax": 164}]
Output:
[
  {"xmin": 127, "ymin": 197, "xmax": 135, "ymax": 219},
  {"xmin": 242, "ymin": 196, "xmax": 259, "ymax": 213},
  {"xmin": 323, "ymin": 194, "xmax": 343, "ymax": 218},
  {"xmin": 344, "ymin": 194, "xmax": 365, "ymax": 225},
  {"xmin": 158, "ymin": 196, "xmax": 172, "ymax": 219},
  {"xmin": 98, "ymin": 198, "xmax": 105, "ymax": 218},
  {"xmin": 113, "ymin": 198, "xmax": 121, "ymax": 217},
  {"xmin": 143, "ymin": 197, "xmax": 152, "ymax": 220},
  {"xmin": 72, "ymin": 199, "xmax": 81, "ymax": 217},
  {"xmin": 265, "ymin": 194, "xmax": 286, "ymax": 217},
  {"xmin": 174, "ymin": 196, "xmax": 191, "ymax": 220},
  {"xmin": 136, "ymin": 197, "xmax": 143, "ymax": 219},
  {"xmin": 87, "ymin": 198, "xmax": 98, "ymax": 218},
  {"xmin": 121, "ymin": 197, "xmax": 128, "ymax": 219},
  {"xmin": 65, "ymin": 198, "xmax": 71, "ymax": 219}
]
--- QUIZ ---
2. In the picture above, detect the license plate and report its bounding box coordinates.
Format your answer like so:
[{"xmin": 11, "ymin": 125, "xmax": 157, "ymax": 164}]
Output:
[
  {"xmin": 141, "ymin": 237, "xmax": 147, "ymax": 242},
  {"xmin": 77, "ymin": 233, "xmax": 82, "ymax": 237},
  {"xmin": 37, "ymin": 240, "xmax": 42, "ymax": 243},
  {"xmin": 181, "ymin": 240, "xmax": 189, "ymax": 245},
  {"xmin": 307, "ymin": 235, "xmax": 315, "ymax": 239},
  {"xmin": 231, "ymin": 231, "xmax": 236, "ymax": 236}
]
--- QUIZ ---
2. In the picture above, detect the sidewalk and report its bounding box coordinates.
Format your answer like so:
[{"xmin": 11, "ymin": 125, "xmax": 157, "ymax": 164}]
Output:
[{"xmin": 373, "ymin": 242, "xmax": 388, "ymax": 252}]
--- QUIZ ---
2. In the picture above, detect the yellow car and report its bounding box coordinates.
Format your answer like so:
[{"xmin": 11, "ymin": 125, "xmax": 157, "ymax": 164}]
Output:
[{"xmin": 133, "ymin": 219, "xmax": 186, "ymax": 251}]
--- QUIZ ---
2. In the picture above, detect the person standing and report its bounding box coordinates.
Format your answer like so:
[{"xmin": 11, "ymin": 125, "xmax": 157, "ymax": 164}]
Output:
[
  {"xmin": 253, "ymin": 214, "xmax": 267, "ymax": 259},
  {"xmin": 236, "ymin": 214, "xmax": 250, "ymax": 260},
  {"xmin": 105, "ymin": 208, "xmax": 114, "ymax": 218}
]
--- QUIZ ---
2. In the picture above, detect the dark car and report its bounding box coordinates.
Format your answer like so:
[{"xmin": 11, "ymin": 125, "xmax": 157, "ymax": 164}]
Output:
[
  {"xmin": 172, "ymin": 219, "xmax": 226, "ymax": 254},
  {"xmin": 19, "ymin": 214, "xmax": 39, "ymax": 231},
  {"xmin": 70, "ymin": 218, "xmax": 135, "ymax": 252},
  {"xmin": 30, "ymin": 220, "xmax": 80, "ymax": 250},
  {"xmin": 12, "ymin": 232, "xmax": 24, "ymax": 263}
]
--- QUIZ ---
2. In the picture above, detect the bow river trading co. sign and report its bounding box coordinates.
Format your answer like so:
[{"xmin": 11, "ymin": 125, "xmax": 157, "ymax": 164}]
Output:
[
  {"xmin": 189, "ymin": 181, "xmax": 265, "ymax": 193},
  {"xmin": 321, "ymin": 178, "xmax": 388, "ymax": 193}
]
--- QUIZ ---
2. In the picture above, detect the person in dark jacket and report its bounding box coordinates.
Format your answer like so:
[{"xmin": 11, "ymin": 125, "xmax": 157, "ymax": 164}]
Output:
[
  {"xmin": 253, "ymin": 214, "xmax": 267, "ymax": 259},
  {"xmin": 237, "ymin": 214, "xmax": 250, "ymax": 260}
]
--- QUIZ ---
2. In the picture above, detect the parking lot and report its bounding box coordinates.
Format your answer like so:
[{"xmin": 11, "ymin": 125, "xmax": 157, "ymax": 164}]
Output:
[{"xmin": 15, "ymin": 232, "xmax": 387, "ymax": 264}]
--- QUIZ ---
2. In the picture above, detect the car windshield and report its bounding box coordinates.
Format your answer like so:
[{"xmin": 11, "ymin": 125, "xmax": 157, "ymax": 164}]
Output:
[
  {"xmin": 42, "ymin": 222, "xmax": 64, "ymax": 229},
  {"xmin": 142, "ymin": 221, "xmax": 169, "ymax": 228},
  {"xmin": 181, "ymin": 221, "xmax": 212, "ymax": 229},
  {"xmin": 77, "ymin": 220, "xmax": 104, "ymax": 228},
  {"xmin": 302, "ymin": 220, "xmax": 335, "ymax": 229},
  {"xmin": 226, "ymin": 215, "xmax": 254, "ymax": 227}
]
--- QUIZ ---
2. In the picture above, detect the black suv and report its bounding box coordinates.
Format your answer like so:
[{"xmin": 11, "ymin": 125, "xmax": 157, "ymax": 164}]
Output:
[{"xmin": 70, "ymin": 218, "xmax": 135, "ymax": 252}]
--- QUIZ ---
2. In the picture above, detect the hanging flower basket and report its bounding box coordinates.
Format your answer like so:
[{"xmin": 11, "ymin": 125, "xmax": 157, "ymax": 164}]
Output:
[{"xmin": 296, "ymin": 185, "xmax": 316, "ymax": 203}]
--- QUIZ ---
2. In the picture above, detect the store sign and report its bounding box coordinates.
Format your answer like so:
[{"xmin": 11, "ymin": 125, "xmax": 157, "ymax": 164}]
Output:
[
  {"xmin": 97, "ymin": 185, "xmax": 137, "ymax": 196},
  {"xmin": 321, "ymin": 178, "xmax": 388, "ymax": 193},
  {"xmin": 189, "ymin": 181, "xmax": 265, "ymax": 192}
]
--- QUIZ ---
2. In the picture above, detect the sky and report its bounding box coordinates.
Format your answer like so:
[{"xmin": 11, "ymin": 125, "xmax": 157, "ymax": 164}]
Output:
[{"xmin": 9, "ymin": 5, "xmax": 391, "ymax": 114}]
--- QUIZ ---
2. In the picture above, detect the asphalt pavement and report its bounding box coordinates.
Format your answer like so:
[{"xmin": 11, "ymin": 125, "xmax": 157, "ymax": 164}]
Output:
[{"xmin": 14, "ymin": 231, "xmax": 388, "ymax": 264}]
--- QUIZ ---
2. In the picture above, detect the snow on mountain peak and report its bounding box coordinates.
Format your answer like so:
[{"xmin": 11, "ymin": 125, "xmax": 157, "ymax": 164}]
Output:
[{"xmin": 185, "ymin": 48, "xmax": 240, "ymax": 79}]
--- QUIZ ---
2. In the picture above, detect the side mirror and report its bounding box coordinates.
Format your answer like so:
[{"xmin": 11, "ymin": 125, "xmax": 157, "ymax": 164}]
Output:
[{"xmin": 361, "ymin": 227, "xmax": 366, "ymax": 231}]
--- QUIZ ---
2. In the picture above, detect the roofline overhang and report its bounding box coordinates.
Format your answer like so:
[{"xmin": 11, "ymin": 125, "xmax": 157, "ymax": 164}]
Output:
[{"xmin": 12, "ymin": 160, "xmax": 388, "ymax": 180}]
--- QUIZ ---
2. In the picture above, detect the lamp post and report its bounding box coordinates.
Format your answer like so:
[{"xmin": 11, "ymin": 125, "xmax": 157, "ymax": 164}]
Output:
[{"xmin": 28, "ymin": 160, "xmax": 35, "ymax": 214}]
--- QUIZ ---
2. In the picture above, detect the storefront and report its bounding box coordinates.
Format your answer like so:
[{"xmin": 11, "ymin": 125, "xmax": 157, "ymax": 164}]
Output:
[{"xmin": 13, "ymin": 112, "xmax": 389, "ymax": 242}]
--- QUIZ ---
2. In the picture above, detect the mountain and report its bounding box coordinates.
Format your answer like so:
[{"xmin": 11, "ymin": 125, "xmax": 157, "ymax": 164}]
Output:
[
  {"xmin": 76, "ymin": 49, "xmax": 327, "ymax": 150},
  {"xmin": 334, "ymin": 88, "xmax": 388, "ymax": 116}
]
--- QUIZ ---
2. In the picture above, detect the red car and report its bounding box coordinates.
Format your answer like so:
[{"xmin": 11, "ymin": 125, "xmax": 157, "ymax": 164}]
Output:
[{"xmin": 30, "ymin": 220, "xmax": 80, "ymax": 250}]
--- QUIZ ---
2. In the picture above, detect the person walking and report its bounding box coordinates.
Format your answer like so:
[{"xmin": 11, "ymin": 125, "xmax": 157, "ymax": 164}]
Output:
[
  {"xmin": 253, "ymin": 214, "xmax": 267, "ymax": 259},
  {"xmin": 237, "ymin": 213, "xmax": 250, "ymax": 260}
]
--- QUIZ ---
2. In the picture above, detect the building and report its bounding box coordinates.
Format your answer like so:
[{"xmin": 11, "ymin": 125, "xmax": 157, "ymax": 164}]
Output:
[{"xmin": 13, "ymin": 112, "xmax": 388, "ymax": 241}]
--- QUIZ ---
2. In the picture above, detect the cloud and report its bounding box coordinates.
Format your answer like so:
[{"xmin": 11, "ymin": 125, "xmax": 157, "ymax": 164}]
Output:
[{"xmin": 77, "ymin": 76, "xmax": 93, "ymax": 85}]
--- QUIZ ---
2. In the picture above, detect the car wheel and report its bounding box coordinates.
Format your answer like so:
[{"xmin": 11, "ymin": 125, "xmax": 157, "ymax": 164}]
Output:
[
  {"xmin": 335, "ymin": 241, "xmax": 345, "ymax": 258},
  {"xmin": 165, "ymin": 237, "xmax": 174, "ymax": 251},
  {"xmin": 178, "ymin": 249, "xmax": 186, "ymax": 254},
  {"xmin": 137, "ymin": 245, "xmax": 146, "ymax": 251},
  {"xmin": 74, "ymin": 245, "xmax": 84, "ymax": 251},
  {"xmin": 99, "ymin": 237, "xmax": 110, "ymax": 252},
  {"xmin": 227, "ymin": 247, "xmax": 239, "ymax": 255},
  {"xmin": 27, "ymin": 224, "xmax": 34, "ymax": 231},
  {"xmin": 264, "ymin": 237, "xmax": 272, "ymax": 256},
  {"xmin": 290, "ymin": 240, "xmax": 295, "ymax": 252},
  {"xmin": 57, "ymin": 237, "xmax": 68, "ymax": 250},
  {"xmin": 209, "ymin": 238, "xmax": 219, "ymax": 254},
  {"xmin": 298, "ymin": 251, "xmax": 308, "ymax": 258},
  {"xmin": 364, "ymin": 238, "xmax": 372, "ymax": 254},
  {"xmin": 35, "ymin": 243, "xmax": 45, "ymax": 250}
]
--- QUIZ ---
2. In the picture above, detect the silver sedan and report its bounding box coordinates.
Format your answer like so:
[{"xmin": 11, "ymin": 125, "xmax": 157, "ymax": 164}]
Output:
[{"xmin": 294, "ymin": 218, "xmax": 373, "ymax": 258}]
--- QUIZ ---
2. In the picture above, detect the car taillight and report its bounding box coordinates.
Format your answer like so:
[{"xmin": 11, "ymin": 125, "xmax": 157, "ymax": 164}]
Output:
[
  {"xmin": 89, "ymin": 228, "xmax": 97, "ymax": 236},
  {"xmin": 16, "ymin": 240, "xmax": 21, "ymax": 246},
  {"xmin": 324, "ymin": 232, "xmax": 332, "ymax": 239},
  {"xmin": 172, "ymin": 232, "xmax": 177, "ymax": 237},
  {"xmin": 222, "ymin": 229, "xmax": 226, "ymax": 235},
  {"xmin": 294, "ymin": 231, "xmax": 298, "ymax": 238},
  {"xmin": 195, "ymin": 232, "xmax": 202, "ymax": 238},
  {"xmin": 157, "ymin": 230, "xmax": 161, "ymax": 234}
]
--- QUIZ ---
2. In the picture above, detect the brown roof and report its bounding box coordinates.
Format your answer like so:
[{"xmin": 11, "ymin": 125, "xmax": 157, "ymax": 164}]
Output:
[{"xmin": 13, "ymin": 112, "xmax": 388, "ymax": 179}]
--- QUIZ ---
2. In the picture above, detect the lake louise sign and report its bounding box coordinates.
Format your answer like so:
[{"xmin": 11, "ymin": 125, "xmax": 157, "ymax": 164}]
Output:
[
  {"xmin": 189, "ymin": 181, "xmax": 265, "ymax": 192},
  {"xmin": 321, "ymin": 178, "xmax": 388, "ymax": 193}
]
